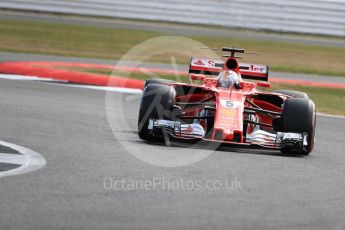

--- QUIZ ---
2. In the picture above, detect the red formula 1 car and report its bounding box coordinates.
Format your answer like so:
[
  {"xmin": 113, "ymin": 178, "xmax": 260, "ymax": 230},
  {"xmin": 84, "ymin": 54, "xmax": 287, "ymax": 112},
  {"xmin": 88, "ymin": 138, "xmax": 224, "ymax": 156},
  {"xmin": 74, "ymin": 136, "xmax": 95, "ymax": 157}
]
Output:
[{"xmin": 138, "ymin": 47, "xmax": 316, "ymax": 155}]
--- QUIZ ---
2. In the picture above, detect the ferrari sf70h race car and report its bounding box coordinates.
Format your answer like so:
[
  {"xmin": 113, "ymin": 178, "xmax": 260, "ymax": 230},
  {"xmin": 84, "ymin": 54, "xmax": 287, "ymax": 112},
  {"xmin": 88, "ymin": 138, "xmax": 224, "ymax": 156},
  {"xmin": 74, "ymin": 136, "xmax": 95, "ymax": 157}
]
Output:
[{"xmin": 138, "ymin": 47, "xmax": 316, "ymax": 155}]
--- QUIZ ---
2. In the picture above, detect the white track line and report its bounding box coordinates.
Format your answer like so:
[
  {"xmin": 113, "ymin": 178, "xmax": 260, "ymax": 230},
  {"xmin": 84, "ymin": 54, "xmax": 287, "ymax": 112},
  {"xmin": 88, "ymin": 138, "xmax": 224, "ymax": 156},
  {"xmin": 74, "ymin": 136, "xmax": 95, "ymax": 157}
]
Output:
[
  {"xmin": 66, "ymin": 84, "xmax": 142, "ymax": 94},
  {"xmin": 0, "ymin": 74, "xmax": 56, "ymax": 81},
  {"xmin": 0, "ymin": 153, "xmax": 26, "ymax": 165},
  {"xmin": 0, "ymin": 74, "xmax": 142, "ymax": 94},
  {"xmin": 316, "ymin": 113, "xmax": 345, "ymax": 119},
  {"xmin": 0, "ymin": 141, "xmax": 46, "ymax": 178}
]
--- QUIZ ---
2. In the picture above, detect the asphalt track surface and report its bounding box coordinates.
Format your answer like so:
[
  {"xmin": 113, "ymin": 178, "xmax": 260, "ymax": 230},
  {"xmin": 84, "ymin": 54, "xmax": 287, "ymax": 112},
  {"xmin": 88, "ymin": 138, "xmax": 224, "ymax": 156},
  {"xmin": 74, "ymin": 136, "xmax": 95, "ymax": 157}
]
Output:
[{"xmin": 0, "ymin": 77, "xmax": 345, "ymax": 230}]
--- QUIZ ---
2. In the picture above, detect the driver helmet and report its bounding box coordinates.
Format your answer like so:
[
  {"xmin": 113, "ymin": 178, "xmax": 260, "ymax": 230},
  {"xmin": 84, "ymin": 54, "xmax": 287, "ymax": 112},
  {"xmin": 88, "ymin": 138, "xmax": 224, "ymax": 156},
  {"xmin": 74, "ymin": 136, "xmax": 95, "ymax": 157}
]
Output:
[{"xmin": 218, "ymin": 70, "xmax": 241, "ymax": 88}]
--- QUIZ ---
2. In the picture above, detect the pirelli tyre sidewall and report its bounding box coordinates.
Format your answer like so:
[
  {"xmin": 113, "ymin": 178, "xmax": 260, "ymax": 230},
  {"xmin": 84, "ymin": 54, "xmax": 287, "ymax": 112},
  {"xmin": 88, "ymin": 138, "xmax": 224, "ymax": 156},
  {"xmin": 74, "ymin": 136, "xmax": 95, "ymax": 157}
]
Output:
[
  {"xmin": 281, "ymin": 98, "xmax": 316, "ymax": 154},
  {"xmin": 138, "ymin": 83, "xmax": 176, "ymax": 141},
  {"xmin": 274, "ymin": 90, "xmax": 309, "ymax": 99},
  {"xmin": 144, "ymin": 78, "xmax": 175, "ymax": 88}
]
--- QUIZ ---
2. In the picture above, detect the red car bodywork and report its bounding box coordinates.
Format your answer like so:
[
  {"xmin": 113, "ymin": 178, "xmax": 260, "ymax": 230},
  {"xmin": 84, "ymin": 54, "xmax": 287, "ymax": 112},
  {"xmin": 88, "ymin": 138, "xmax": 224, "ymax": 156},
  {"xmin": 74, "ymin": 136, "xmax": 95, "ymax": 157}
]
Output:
[
  {"xmin": 168, "ymin": 55, "xmax": 283, "ymax": 147},
  {"xmin": 139, "ymin": 48, "xmax": 315, "ymax": 154}
]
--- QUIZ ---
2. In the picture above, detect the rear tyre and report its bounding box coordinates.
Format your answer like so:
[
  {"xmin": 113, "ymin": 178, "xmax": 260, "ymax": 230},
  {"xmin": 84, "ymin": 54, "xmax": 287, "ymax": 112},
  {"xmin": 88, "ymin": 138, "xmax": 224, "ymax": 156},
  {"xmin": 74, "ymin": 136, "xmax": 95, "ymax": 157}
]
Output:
[
  {"xmin": 274, "ymin": 90, "xmax": 308, "ymax": 99},
  {"xmin": 144, "ymin": 78, "xmax": 175, "ymax": 89},
  {"xmin": 281, "ymin": 98, "xmax": 316, "ymax": 155},
  {"xmin": 138, "ymin": 83, "xmax": 176, "ymax": 141}
]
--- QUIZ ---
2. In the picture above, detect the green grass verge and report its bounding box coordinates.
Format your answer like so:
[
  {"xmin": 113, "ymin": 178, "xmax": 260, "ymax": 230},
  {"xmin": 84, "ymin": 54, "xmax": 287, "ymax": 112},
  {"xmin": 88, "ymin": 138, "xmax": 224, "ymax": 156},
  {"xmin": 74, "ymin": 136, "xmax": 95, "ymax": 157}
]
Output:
[
  {"xmin": 269, "ymin": 84, "xmax": 345, "ymax": 116},
  {"xmin": 1, "ymin": 19, "xmax": 345, "ymax": 77}
]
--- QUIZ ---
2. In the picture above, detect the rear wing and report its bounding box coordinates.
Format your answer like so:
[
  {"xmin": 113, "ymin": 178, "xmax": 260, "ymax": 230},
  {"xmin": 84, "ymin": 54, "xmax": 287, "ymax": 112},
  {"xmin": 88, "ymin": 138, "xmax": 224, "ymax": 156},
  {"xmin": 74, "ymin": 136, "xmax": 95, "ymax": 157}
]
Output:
[{"xmin": 189, "ymin": 57, "xmax": 269, "ymax": 81}]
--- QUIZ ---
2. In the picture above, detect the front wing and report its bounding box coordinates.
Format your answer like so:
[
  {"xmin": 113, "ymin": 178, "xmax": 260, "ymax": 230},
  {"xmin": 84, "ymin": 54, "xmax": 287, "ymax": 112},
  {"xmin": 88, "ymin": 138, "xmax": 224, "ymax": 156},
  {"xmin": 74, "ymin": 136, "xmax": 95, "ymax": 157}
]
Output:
[{"xmin": 147, "ymin": 119, "xmax": 308, "ymax": 152}]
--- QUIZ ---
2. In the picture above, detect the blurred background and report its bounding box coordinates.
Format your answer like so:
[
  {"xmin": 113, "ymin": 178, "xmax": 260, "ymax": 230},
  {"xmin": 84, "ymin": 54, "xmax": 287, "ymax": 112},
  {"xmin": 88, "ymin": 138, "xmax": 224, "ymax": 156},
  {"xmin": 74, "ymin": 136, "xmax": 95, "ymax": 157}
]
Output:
[{"xmin": 0, "ymin": 0, "xmax": 344, "ymax": 114}]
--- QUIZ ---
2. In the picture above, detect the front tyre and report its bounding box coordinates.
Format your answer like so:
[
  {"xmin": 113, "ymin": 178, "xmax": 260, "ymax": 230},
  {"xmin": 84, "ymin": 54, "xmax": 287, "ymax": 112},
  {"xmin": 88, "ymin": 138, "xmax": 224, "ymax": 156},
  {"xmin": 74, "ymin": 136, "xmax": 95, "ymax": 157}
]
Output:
[
  {"xmin": 138, "ymin": 83, "xmax": 176, "ymax": 141},
  {"xmin": 281, "ymin": 98, "xmax": 316, "ymax": 155}
]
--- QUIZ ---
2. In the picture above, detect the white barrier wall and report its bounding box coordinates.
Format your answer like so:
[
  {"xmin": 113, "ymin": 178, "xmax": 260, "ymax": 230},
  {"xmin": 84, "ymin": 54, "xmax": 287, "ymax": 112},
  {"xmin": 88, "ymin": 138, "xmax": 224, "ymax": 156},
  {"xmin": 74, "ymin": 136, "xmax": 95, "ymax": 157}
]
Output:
[{"xmin": 1, "ymin": 0, "xmax": 344, "ymax": 36}]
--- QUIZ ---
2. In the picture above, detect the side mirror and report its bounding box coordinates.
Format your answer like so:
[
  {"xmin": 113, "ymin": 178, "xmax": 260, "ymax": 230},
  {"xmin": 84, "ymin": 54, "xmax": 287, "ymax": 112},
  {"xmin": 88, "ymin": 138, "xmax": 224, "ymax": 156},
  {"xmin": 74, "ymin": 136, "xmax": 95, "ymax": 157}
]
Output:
[
  {"xmin": 240, "ymin": 81, "xmax": 255, "ymax": 89},
  {"xmin": 257, "ymin": 81, "xmax": 271, "ymax": 88},
  {"xmin": 190, "ymin": 74, "xmax": 205, "ymax": 81}
]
